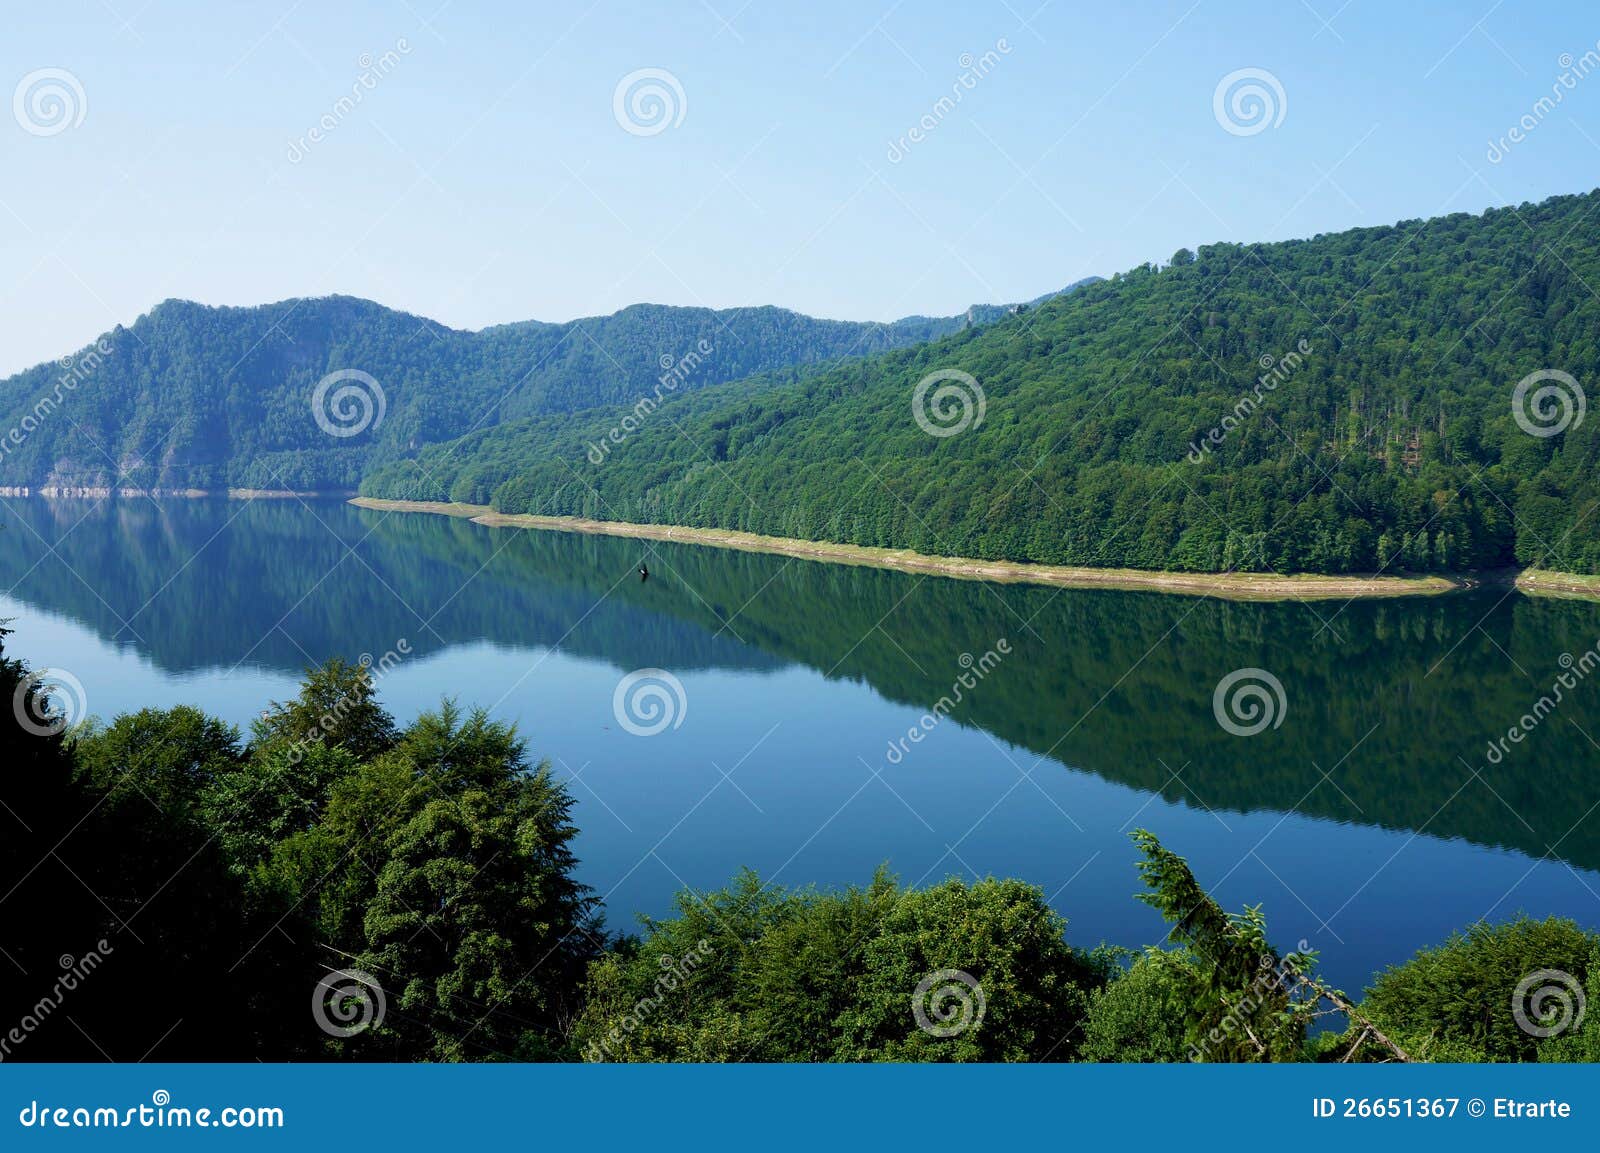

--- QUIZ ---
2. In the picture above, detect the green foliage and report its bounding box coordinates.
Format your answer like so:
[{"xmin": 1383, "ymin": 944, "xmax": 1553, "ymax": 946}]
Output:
[
  {"xmin": 367, "ymin": 192, "xmax": 1600, "ymax": 575},
  {"xmin": 575, "ymin": 868, "xmax": 830, "ymax": 1062},
  {"xmin": 1132, "ymin": 829, "xmax": 1315, "ymax": 1061},
  {"xmin": 251, "ymin": 655, "xmax": 398, "ymax": 760},
  {"xmin": 574, "ymin": 869, "xmax": 1109, "ymax": 1062},
  {"xmin": 1080, "ymin": 948, "xmax": 1202, "ymax": 1062},
  {"xmin": 202, "ymin": 741, "xmax": 360, "ymax": 869},
  {"xmin": 0, "ymin": 642, "xmax": 598, "ymax": 1062},
  {"xmin": 1537, "ymin": 951, "xmax": 1600, "ymax": 1062},
  {"xmin": 0, "ymin": 291, "xmax": 1071, "ymax": 492},
  {"xmin": 1359, "ymin": 916, "xmax": 1598, "ymax": 1061},
  {"xmin": 839, "ymin": 876, "xmax": 1111, "ymax": 1060},
  {"xmin": 261, "ymin": 699, "xmax": 603, "ymax": 1061},
  {"xmin": 75, "ymin": 705, "xmax": 243, "ymax": 805}
]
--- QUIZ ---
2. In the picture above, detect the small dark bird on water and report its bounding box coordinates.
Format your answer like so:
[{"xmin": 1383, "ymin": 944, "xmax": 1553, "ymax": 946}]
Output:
[{"xmin": 639, "ymin": 564, "xmax": 649, "ymax": 582}]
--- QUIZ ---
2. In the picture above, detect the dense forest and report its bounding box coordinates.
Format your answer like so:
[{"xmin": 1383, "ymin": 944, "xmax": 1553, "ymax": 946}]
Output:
[
  {"xmin": 0, "ymin": 287, "xmax": 1089, "ymax": 493},
  {"xmin": 363, "ymin": 190, "xmax": 1600, "ymax": 576},
  {"xmin": 2, "ymin": 630, "xmax": 1595, "ymax": 1063}
]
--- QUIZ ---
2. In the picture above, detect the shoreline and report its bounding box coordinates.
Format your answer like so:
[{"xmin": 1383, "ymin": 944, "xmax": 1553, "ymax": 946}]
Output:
[
  {"xmin": 0, "ymin": 486, "xmax": 355, "ymax": 499},
  {"xmin": 348, "ymin": 497, "xmax": 1479, "ymax": 601},
  {"xmin": 1514, "ymin": 569, "xmax": 1600, "ymax": 599}
]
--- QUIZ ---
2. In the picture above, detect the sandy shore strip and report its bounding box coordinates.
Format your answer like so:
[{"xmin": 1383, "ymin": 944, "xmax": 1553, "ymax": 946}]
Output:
[
  {"xmin": 1515, "ymin": 570, "xmax": 1600, "ymax": 600},
  {"xmin": 348, "ymin": 497, "xmax": 1479, "ymax": 601}
]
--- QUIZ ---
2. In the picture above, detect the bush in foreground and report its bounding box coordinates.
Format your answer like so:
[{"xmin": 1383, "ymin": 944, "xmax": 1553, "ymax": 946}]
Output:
[
  {"xmin": 1360, "ymin": 917, "xmax": 1598, "ymax": 1062},
  {"xmin": 575, "ymin": 868, "xmax": 1111, "ymax": 1062}
]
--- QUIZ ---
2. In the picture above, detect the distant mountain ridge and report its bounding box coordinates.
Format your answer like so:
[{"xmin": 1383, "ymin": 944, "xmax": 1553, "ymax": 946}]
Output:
[
  {"xmin": 0, "ymin": 281, "xmax": 1097, "ymax": 492},
  {"xmin": 882, "ymin": 278, "xmax": 1101, "ymax": 338},
  {"xmin": 363, "ymin": 190, "xmax": 1600, "ymax": 577}
]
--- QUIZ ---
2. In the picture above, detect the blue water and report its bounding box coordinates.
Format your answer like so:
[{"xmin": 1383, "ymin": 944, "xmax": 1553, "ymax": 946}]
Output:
[{"xmin": 3, "ymin": 496, "xmax": 1598, "ymax": 994}]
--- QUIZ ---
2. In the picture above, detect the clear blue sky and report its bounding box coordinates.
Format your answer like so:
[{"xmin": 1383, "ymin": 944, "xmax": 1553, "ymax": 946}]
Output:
[{"xmin": 1, "ymin": 0, "xmax": 1597, "ymax": 375}]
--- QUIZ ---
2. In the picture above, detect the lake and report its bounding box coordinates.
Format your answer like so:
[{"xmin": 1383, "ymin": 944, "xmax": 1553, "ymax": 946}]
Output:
[{"xmin": 3, "ymin": 496, "xmax": 1598, "ymax": 994}]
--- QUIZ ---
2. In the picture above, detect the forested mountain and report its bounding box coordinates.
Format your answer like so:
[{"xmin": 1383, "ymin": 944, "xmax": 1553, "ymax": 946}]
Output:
[
  {"xmin": 365, "ymin": 190, "xmax": 1600, "ymax": 576},
  {"xmin": 0, "ymin": 285, "xmax": 1092, "ymax": 492}
]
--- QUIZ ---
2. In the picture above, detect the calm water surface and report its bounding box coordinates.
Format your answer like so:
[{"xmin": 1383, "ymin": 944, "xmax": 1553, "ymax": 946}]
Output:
[{"xmin": 3, "ymin": 497, "xmax": 1599, "ymax": 993}]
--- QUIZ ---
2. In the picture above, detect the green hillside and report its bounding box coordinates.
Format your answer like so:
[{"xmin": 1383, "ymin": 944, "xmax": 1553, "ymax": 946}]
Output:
[
  {"xmin": 365, "ymin": 191, "xmax": 1600, "ymax": 576},
  {"xmin": 0, "ymin": 288, "xmax": 1089, "ymax": 492}
]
